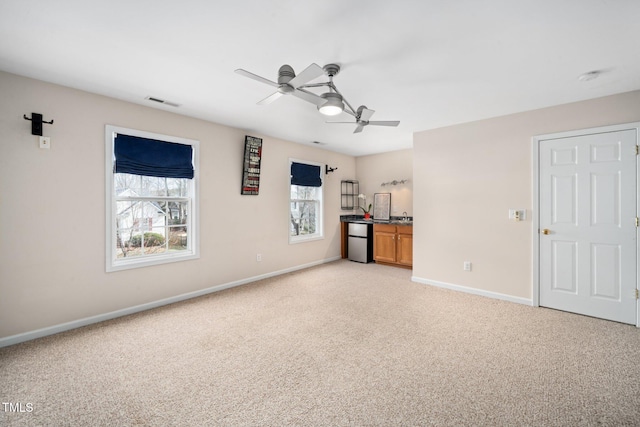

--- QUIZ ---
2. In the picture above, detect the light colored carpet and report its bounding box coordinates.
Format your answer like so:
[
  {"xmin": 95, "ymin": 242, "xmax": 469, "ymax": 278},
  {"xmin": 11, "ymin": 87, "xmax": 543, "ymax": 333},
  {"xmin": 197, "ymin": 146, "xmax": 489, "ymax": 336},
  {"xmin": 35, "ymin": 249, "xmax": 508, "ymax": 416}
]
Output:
[{"xmin": 1, "ymin": 260, "xmax": 639, "ymax": 426}]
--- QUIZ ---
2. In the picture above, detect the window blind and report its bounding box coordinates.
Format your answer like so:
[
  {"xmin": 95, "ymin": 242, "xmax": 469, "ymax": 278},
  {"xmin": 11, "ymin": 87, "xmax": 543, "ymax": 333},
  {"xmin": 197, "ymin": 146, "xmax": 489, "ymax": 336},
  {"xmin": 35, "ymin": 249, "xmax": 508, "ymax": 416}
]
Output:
[
  {"xmin": 291, "ymin": 162, "xmax": 322, "ymax": 187},
  {"xmin": 114, "ymin": 134, "xmax": 194, "ymax": 179}
]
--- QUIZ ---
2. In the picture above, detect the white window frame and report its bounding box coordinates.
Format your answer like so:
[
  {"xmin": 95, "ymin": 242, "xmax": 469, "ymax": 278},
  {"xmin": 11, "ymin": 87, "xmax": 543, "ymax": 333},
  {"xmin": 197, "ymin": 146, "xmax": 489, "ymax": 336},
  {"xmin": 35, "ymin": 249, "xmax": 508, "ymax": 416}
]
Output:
[
  {"xmin": 105, "ymin": 125, "xmax": 200, "ymax": 272},
  {"xmin": 289, "ymin": 158, "xmax": 324, "ymax": 244}
]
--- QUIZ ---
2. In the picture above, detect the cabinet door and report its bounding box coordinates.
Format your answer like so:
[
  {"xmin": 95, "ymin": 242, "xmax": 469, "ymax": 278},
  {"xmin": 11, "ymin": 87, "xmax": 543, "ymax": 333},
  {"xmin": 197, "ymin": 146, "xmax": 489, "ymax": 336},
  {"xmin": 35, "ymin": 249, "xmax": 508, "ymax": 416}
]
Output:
[
  {"xmin": 397, "ymin": 233, "xmax": 413, "ymax": 266},
  {"xmin": 340, "ymin": 222, "xmax": 349, "ymax": 259},
  {"xmin": 374, "ymin": 230, "xmax": 397, "ymax": 263}
]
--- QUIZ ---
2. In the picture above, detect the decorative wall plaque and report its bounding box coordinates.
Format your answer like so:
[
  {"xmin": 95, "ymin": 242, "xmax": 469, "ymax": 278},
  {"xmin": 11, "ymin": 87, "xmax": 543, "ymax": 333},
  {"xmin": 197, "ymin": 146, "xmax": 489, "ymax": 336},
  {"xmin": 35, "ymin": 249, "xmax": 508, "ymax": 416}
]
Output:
[
  {"xmin": 241, "ymin": 136, "xmax": 262, "ymax": 195},
  {"xmin": 374, "ymin": 193, "xmax": 391, "ymax": 220}
]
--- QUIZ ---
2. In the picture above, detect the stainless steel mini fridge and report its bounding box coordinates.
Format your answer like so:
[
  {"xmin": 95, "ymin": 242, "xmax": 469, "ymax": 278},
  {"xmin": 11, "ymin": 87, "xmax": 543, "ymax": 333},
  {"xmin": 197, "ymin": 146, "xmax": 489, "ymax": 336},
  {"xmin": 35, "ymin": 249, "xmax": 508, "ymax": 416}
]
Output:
[{"xmin": 348, "ymin": 222, "xmax": 373, "ymax": 263}]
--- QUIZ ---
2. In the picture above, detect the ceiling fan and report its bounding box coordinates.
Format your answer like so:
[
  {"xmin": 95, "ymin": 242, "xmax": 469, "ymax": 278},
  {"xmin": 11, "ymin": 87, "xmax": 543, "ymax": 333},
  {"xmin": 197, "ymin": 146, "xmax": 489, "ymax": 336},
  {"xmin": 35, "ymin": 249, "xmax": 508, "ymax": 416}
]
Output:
[
  {"xmin": 235, "ymin": 63, "xmax": 400, "ymax": 132},
  {"xmin": 234, "ymin": 63, "xmax": 326, "ymax": 106},
  {"xmin": 326, "ymin": 105, "xmax": 400, "ymax": 133}
]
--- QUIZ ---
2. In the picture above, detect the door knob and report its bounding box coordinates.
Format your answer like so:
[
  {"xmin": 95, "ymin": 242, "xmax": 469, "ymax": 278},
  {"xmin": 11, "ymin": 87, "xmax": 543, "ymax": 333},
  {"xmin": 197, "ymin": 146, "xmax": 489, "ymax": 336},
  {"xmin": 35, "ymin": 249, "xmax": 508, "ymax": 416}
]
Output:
[{"xmin": 541, "ymin": 229, "xmax": 551, "ymax": 235}]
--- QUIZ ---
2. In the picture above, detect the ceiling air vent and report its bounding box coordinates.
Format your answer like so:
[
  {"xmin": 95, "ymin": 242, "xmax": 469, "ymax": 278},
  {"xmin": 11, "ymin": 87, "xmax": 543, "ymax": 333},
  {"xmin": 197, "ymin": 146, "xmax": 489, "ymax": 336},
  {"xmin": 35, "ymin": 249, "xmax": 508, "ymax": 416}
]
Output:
[{"xmin": 145, "ymin": 96, "xmax": 181, "ymax": 108}]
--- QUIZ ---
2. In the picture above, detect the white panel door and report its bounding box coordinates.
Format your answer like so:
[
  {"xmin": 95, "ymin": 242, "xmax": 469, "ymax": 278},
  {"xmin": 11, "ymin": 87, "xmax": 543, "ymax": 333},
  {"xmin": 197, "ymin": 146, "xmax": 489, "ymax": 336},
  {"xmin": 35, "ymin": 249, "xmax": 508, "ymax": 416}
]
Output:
[{"xmin": 539, "ymin": 129, "xmax": 637, "ymax": 324}]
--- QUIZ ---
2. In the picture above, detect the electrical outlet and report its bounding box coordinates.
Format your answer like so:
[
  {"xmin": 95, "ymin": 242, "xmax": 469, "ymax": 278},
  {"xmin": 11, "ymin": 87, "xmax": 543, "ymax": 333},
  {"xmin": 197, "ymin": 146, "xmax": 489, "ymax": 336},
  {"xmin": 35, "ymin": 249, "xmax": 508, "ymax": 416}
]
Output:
[
  {"xmin": 256, "ymin": 253, "xmax": 262, "ymax": 262},
  {"xmin": 39, "ymin": 136, "xmax": 50, "ymax": 149},
  {"xmin": 463, "ymin": 261, "xmax": 472, "ymax": 271}
]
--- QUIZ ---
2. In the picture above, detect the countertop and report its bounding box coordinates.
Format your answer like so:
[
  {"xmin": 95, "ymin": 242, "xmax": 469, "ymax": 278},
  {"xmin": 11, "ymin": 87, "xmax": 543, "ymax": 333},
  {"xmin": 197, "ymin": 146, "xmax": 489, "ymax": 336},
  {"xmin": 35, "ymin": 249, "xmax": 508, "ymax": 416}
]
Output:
[{"xmin": 340, "ymin": 215, "xmax": 413, "ymax": 226}]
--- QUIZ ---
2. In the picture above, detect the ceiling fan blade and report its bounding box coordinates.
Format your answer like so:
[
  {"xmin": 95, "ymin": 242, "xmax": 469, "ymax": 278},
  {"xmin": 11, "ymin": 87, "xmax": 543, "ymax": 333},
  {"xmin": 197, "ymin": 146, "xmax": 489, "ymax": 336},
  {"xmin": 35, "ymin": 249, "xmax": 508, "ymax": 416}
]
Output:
[
  {"xmin": 325, "ymin": 121, "xmax": 355, "ymax": 124},
  {"xmin": 257, "ymin": 92, "xmax": 283, "ymax": 105},
  {"xmin": 353, "ymin": 124, "xmax": 365, "ymax": 133},
  {"xmin": 292, "ymin": 88, "xmax": 326, "ymax": 106},
  {"xmin": 235, "ymin": 69, "xmax": 279, "ymax": 88},
  {"xmin": 289, "ymin": 63, "xmax": 324, "ymax": 88},
  {"xmin": 359, "ymin": 108, "xmax": 375, "ymax": 122},
  {"xmin": 368, "ymin": 121, "xmax": 400, "ymax": 127}
]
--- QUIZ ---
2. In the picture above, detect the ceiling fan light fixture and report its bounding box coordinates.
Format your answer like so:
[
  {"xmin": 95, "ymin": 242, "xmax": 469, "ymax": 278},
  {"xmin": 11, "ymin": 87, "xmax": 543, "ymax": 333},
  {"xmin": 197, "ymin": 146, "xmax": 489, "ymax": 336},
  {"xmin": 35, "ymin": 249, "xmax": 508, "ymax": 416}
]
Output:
[{"xmin": 318, "ymin": 92, "xmax": 344, "ymax": 116}]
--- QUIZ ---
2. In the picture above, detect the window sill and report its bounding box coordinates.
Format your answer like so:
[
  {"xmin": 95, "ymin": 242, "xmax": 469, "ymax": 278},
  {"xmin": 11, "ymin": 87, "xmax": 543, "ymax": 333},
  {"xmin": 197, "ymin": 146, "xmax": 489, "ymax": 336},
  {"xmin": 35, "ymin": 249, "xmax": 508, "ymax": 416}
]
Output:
[
  {"xmin": 107, "ymin": 251, "xmax": 199, "ymax": 272},
  {"xmin": 289, "ymin": 234, "xmax": 324, "ymax": 245}
]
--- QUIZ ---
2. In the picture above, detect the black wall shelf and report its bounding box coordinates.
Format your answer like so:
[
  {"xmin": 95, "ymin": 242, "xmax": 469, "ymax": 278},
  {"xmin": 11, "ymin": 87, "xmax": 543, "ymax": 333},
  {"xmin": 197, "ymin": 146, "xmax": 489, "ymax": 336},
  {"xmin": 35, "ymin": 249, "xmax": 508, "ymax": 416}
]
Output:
[{"xmin": 341, "ymin": 180, "xmax": 359, "ymax": 210}]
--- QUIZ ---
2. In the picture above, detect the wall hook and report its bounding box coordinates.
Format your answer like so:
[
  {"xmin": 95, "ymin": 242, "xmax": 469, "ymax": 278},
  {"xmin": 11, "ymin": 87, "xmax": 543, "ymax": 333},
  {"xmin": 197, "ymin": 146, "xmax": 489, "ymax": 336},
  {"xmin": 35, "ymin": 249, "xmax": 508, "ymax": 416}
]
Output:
[
  {"xmin": 24, "ymin": 113, "xmax": 54, "ymax": 136},
  {"xmin": 325, "ymin": 165, "xmax": 338, "ymax": 174}
]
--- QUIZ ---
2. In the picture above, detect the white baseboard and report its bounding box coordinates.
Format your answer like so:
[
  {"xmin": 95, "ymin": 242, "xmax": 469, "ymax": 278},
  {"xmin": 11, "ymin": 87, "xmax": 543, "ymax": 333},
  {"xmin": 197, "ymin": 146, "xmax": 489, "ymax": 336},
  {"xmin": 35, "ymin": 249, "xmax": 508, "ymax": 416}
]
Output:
[
  {"xmin": 0, "ymin": 256, "xmax": 341, "ymax": 348},
  {"xmin": 411, "ymin": 276, "xmax": 533, "ymax": 306}
]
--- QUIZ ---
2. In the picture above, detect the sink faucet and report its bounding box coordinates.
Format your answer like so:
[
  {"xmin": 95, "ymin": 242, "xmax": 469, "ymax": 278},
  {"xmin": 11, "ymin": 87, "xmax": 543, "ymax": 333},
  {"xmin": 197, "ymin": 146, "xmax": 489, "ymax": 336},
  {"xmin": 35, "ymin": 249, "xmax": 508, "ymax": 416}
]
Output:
[{"xmin": 402, "ymin": 211, "xmax": 408, "ymax": 221}]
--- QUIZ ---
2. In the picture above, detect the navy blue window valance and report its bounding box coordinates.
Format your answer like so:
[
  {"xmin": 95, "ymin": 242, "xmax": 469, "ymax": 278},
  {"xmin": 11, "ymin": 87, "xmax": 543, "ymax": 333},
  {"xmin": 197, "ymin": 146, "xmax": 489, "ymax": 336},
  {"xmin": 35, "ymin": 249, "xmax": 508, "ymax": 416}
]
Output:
[
  {"xmin": 114, "ymin": 134, "xmax": 194, "ymax": 179},
  {"xmin": 291, "ymin": 162, "xmax": 322, "ymax": 187}
]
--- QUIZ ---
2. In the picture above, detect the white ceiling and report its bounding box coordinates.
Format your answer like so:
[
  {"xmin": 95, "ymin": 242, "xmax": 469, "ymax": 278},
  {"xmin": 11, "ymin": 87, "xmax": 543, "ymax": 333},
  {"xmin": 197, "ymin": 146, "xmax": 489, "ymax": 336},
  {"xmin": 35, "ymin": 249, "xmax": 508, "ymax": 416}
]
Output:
[{"xmin": 1, "ymin": 0, "xmax": 639, "ymax": 156}]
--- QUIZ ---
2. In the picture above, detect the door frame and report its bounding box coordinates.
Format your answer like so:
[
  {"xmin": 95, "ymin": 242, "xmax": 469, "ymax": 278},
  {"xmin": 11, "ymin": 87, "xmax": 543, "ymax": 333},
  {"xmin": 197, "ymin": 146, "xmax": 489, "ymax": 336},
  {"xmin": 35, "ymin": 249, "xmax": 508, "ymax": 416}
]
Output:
[{"xmin": 531, "ymin": 122, "xmax": 640, "ymax": 327}]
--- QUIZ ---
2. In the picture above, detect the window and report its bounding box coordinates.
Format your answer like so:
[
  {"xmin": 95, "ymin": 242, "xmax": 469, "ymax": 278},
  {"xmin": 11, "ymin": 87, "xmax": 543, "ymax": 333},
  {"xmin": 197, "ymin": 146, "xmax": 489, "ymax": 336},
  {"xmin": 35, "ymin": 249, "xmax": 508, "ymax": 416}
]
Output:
[
  {"xmin": 289, "ymin": 160, "xmax": 323, "ymax": 243},
  {"xmin": 105, "ymin": 125, "xmax": 199, "ymax": 272}
]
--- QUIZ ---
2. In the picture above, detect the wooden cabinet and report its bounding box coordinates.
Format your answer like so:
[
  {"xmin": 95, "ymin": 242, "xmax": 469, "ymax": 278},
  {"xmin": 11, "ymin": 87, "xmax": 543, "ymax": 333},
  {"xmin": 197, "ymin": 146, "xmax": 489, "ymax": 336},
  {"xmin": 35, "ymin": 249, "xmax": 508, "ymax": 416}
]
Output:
[
  {"xmin": 373, "ymin": 224, "xmax": 413, "ymax": 268},
  {"xmin": 397, "ymin": 228, "xmax": 413, "ymax": 266},
  {"xmin": 373, "ymin": 225, "xmax": 397, "ymax": 263},
  {"xmin": 341, "ymin": 221, "xmax": 349, "ymax": 259}
]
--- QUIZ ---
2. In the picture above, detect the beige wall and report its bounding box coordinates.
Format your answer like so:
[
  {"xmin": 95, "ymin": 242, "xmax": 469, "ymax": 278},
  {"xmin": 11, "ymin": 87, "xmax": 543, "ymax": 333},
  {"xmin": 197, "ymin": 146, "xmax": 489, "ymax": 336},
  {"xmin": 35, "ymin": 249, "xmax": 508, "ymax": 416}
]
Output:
[
  {"xmin": 413, "ymin": 90, "xmax": 640, "ymax": 300},
  {"xmin": 355, "ymin": 149, "xmax": 413, "ymax": 217},
  {"xmin": 0, "ymin": 71, "xmax": 356, "ymax": 340},
  {"xmin": 4, "ymin": 68, "xmax": 637, "ymax": 341}
]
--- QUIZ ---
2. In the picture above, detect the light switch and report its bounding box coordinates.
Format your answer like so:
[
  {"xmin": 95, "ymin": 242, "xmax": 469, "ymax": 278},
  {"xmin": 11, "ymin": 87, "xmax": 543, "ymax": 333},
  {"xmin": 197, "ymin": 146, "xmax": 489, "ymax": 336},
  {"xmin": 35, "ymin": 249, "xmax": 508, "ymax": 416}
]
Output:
[
  {"xmin": 39, "ymin": 136, "xmax": 50, "ymax": 149},
  {"xmin": 508, "ymin": 209, "xmax": 526, "ymax": 221}
]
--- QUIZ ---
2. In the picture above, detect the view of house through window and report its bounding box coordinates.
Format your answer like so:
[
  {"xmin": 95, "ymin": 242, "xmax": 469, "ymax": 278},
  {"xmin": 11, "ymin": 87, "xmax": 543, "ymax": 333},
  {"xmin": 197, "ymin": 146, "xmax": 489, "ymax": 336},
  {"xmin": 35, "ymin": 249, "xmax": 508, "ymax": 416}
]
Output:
[{"xmin": 114, "ymin": 174, "xmax": 190, "ymax": 258}]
